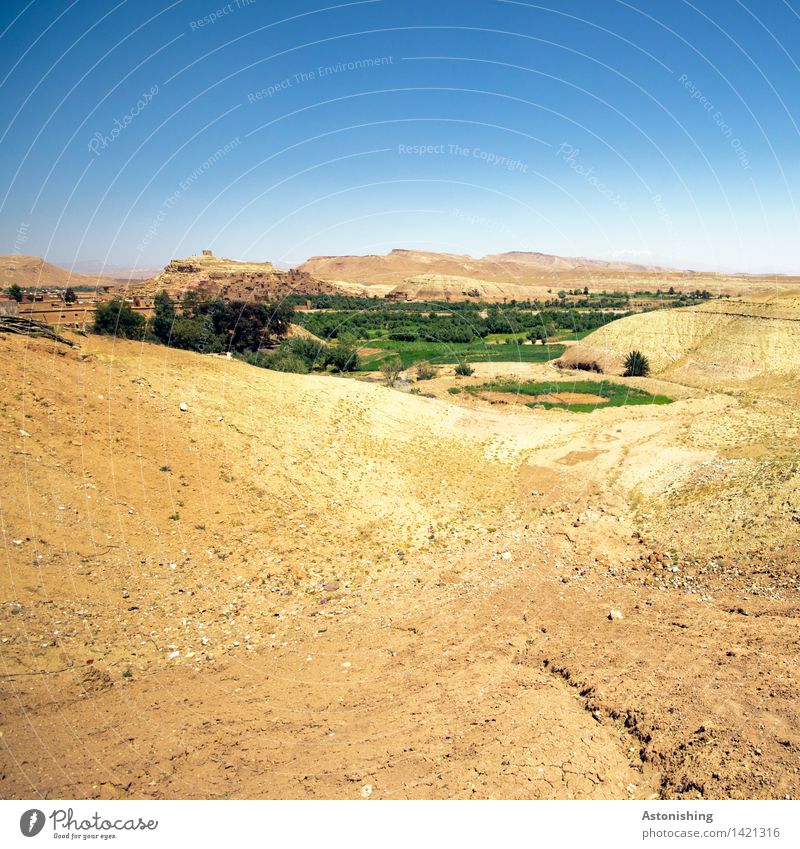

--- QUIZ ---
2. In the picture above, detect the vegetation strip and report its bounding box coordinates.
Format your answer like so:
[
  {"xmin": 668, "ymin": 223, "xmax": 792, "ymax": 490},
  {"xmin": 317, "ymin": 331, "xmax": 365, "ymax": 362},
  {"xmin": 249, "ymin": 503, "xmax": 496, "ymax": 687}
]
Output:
[{"xmin": 468, "ymin": 378, "xmax": 672, "ymax": 412}]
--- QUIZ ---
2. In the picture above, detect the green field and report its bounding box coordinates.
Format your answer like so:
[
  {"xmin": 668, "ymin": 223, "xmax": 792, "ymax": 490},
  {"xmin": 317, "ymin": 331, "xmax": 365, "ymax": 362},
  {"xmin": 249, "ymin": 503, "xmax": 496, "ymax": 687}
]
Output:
[
  {"xmin": 357, "ymin": 340, "xmax": 566, "ymax": 371},
  {"xmin": 468, "ymin": 378, "xmax": 672, "ymax": 412}
]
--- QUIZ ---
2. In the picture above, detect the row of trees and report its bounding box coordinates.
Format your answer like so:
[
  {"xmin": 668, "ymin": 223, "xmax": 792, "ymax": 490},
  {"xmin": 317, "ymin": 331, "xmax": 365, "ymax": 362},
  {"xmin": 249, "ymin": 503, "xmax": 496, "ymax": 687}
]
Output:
[
  {"xmin": 92, "ymin": 291, "xmax": 294, "ymax": 354},
  {"xmin": 92, "ymin": 291, "xmax": 360, "ymax": 374},
  {"xmin": 299, "ymin": 303, "xmax": 623, "ymax": 343}
]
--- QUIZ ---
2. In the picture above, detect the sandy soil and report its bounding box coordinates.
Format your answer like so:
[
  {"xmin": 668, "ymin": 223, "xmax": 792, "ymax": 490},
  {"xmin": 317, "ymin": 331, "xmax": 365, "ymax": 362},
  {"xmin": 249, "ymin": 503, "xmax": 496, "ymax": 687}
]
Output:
[{"xmin": 1, "ymin": 331, "xmax": 798, "ymax": 800}]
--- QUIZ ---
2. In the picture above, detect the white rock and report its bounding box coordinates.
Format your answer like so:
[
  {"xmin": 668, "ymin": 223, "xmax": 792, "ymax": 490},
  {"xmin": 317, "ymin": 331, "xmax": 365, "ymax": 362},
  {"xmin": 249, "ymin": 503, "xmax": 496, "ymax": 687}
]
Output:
[
  {"xmin": 179, "ymin": 402, "xmax": 188, "ymax": 412},
  {"xmin": 360, "ymin": 784, "xmax": 372, "ymax": 798},
  {"xmin": 608, "ymin": 608, "xmax": 624, "ymax": 621}
]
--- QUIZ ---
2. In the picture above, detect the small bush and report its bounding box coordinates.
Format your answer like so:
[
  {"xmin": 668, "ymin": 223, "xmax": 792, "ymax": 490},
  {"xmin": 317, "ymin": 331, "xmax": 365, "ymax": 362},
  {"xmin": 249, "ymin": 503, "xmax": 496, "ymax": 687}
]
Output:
[
  {"xmin": 415, "ymin": 360, "xmax": 438, "ymax": 381},
  {"xmin": 623, "ymin": 350, "xmax": 651, "ymax": 377},
  {"xmin": 448, "ymin": 387, "xmax": 462, "ymax": 395},
  {"xmin": 379, "ymin": 357, "xmax": 403, "ymax": 386},
  {"xmin": 454, "ymin": 361, "xmax": 474, "ymax": 377},
  {"xmin": 559, "ymin": 359, "xmax": 603, "ymax": 373}
]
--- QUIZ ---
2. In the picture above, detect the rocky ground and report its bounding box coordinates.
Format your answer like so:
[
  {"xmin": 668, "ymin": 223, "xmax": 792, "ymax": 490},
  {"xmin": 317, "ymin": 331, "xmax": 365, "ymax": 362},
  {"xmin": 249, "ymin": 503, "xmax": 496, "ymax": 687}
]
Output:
[{"xmin": 1, "ymin": 331, "xmax": 798, "ymax": 799}]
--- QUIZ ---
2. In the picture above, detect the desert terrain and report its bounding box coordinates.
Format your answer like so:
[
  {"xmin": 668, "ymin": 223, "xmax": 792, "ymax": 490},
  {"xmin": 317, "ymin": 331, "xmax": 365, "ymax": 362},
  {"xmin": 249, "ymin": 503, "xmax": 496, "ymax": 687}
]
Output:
[
  {"xmin": 0, "ymin": 256, "xmax": 119, "ymax": 291},
  {"xmin": 299, "ymin": 248, "xmax": 800, "ymax": 301},
  {"xmin": 1, "ymin": 290, "xmax": 799, "ymax": 800}
]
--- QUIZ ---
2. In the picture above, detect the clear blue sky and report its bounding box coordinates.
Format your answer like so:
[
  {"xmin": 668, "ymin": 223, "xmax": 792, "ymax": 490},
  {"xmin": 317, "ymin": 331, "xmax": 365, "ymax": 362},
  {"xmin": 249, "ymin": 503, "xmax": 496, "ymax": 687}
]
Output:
[{"xmin": 1, "ymin": 0, "xmax": 798, "ymax": 273}]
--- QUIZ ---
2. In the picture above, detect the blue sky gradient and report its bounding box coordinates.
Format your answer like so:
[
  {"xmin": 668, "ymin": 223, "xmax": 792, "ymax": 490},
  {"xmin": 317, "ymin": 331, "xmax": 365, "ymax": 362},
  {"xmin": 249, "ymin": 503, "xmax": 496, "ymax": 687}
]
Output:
[{"xmin": 1, "ymin": 0, "xmax": 798, "ymax": 273}]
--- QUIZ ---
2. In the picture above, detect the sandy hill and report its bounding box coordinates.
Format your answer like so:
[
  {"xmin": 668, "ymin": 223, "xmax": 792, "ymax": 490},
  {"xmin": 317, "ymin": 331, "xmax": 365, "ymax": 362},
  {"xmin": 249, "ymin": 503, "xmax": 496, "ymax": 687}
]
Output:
[
  {"xmin": 300, "ymin": 247, "xmax": 670, "ymax": 286},
  {"xmin": 1, "ymin": 329, "xmax": 799, "ymax": 800},
  {"xmin": 388, "ymin": 273, "xmax": 544, "ymax": 302},
  {"xmin": 484, "ymin": 250, "xmax": 672, "ymax": 273},
  {"xmin": 299, "ymin": 248, "xmax": 799, "ymax": 302},
  {"xmin": 559, "ymin": 292, "xmax": 800, "ymax": 389},
  {"xmin": 141, "ymin": 253, "xmax": 337, "ymax": 300},
  {"xmin": 0, "ymin": 254, "xmax": 117, "ymax": 289}
]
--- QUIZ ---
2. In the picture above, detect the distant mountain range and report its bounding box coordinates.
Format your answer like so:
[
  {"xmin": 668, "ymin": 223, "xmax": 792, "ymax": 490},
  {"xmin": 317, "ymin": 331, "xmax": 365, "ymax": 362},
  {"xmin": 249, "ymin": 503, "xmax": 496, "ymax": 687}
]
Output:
[
  {"xmin": 4, "ymin": 249, "xmax": 793, "ymax": 303},
  {"xmin": 298, "ymin": 248, "xmax": 674, "ymax": 286}
]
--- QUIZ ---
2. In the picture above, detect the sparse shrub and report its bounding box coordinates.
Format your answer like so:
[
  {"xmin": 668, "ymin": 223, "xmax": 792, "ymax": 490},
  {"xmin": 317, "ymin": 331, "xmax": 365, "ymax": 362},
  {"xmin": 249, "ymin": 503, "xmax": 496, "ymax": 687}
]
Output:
[
  {"xmin": 415, "ymin": 360, "xmax": 438, "ymax": 381},
  {"xmin": 448, "ymin": 387, "xmax": 462, "ymax": 394},
  {"xmin": 454, "ymin": 361, "xmax": 474, "ymax": 377},
  {"xmin": 623, "ymin": 350, "xmax": 651, "ymax": 377},
  {"xmin": 559, "ymin": 359, "xmax": 603, "ymax": 373},
  {"xmin": 379, "ymin": 357, "xmax": 403, "ymax": 386}
]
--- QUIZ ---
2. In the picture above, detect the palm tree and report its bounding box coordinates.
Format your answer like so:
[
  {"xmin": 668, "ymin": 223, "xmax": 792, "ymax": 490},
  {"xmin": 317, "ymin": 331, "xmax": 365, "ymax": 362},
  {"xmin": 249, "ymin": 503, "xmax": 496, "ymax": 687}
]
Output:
[{"xmin": 623, "ymin": 350, "xmax": 651, "ymax": 377}]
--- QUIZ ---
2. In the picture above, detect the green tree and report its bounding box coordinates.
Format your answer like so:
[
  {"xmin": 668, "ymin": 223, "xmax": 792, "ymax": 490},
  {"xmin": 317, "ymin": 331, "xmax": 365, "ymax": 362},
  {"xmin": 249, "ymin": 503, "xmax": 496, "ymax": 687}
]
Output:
[
  {"xmin": 6, "ymin": 284, "xmax": 23, "ymax": 302},
  {"xmin": 282, "ymin": 336, "xmax": 330, "ymax": 370},
  {"xmin": 64, "ymin": 287, "xmax": 77, "ymax": 304},
  {"xmin": 169, "ymin": 316, "xmax": 223, "ymax": 353},
  {"xmin": 92, "ymin": 298, "xmax": 145, "ymax": 339},
  {"xmin": 623, "ymin": 350, "xmax": 651, "ymax": 377},
  {"xmin": 151, "ymin": 290, "xmax": 176, "ymax": 344},
  {"xmin": 329, "ymin": 335, "xmax": 359, "ymax": 372}
]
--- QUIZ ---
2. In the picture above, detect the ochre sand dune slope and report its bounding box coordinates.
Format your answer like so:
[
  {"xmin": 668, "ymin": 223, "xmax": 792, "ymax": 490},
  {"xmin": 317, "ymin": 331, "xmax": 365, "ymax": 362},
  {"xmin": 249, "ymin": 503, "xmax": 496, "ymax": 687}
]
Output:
[
  {"xmin": 1, "ymin": 331, "xmax": 798, "ymax": 799},
  {"xmin": 559, "ymin": 292, "xmax": 800, "ymax": 384}
]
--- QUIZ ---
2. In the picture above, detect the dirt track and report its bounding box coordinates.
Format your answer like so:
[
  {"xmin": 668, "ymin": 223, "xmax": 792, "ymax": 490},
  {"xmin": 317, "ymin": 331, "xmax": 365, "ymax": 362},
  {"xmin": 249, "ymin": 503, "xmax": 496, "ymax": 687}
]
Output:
[{"xmin": 1, "ymin": 333, "xmax": 798, "ymax": 799}]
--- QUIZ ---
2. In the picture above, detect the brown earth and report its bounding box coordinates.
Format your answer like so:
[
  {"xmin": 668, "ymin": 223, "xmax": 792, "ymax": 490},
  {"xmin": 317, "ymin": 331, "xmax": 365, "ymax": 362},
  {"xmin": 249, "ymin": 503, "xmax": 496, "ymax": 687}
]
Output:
[
  {"xmin": 1, "ymin": 255, "xmax": 118, "ymax": 290},
  {"xmin": 1, "ymin": 330, "xmax": 798, "ymax": 800},
  {"xmin": 299, "ymin": 248, "xmax": 800, "ymax": 302},
  {"xmin": 534, "ymin": 392, "xmax": 609, "ymax": 405}
]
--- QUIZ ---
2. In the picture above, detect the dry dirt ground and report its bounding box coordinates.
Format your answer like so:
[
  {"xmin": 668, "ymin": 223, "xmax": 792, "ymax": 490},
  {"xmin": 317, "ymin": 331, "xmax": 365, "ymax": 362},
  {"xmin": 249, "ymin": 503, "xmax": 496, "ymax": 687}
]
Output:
[{"xmin": 1, "ymin": 332, "xmax": 798, "ymax": 800}]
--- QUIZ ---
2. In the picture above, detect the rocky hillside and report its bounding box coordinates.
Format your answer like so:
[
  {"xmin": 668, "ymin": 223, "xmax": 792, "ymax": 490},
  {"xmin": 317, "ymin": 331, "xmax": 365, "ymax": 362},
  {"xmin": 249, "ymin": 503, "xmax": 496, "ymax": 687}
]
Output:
[{"xmin": 144, "ymin": 253, "xmax": 337, "ymax": 300}]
